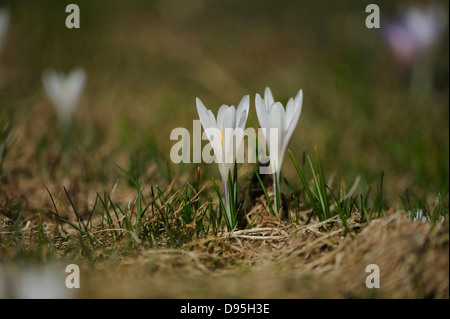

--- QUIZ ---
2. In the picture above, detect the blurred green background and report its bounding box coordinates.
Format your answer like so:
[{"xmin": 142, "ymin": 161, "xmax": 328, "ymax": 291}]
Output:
[{"xmin": 0, "ymin": 0, "xmax": 448, "ymax": 206}]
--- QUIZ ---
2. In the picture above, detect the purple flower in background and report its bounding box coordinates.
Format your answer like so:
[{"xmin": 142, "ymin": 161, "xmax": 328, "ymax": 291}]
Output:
[{"xmin": 384, "ymin": 5, "xmax": 447, "ymax": 65}]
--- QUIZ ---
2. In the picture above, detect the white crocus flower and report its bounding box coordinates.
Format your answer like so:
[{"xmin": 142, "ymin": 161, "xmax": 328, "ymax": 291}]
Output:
[
  {"xmin": 409, "ymin": 209, "xmax": 430, "ymax": 223},
  {"xmin": 196, "ymin": 95, "xmax": 249, "ymax": 226},
  {"xmin": 42, "ymin": 68, "xmax": 86, "ymax": 132},
  {"xmin": 0, "ymin": 8, "xmax": 10, "ymax": 58},
  {"xmin": 255, "ymin": 87, "xmax": 303, "ymax": 210}
]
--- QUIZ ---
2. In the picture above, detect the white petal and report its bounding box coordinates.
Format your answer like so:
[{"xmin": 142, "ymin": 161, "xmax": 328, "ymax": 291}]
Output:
[
  {"xmin": 64, "ymin": 68, "xmax": 86, "ymax": 113},
  {"xmin": 216, "ymin": 104, "xmax": 229, "ymax": 131},
  {"xmin": 264, "ymin": 87, "xmax": 274, "ymax": 109},
  {"xmin": 222, "ymin": 105, "xmax": 236, "ymax": 130},
  {"xmin": 204, "ymin": 127, "xmax": 223, "ymax": 162},
  {"xmin": 234, "ymin": 109, "xmax": 248, "ymax": 158},
  {"xmin": 285, "ymin": 90, "xmax": 302, "ymax": 141},
  {"xmin": 255, "ymin": 93, "xmax": 269, "ymax": 130},
  {"xmin": 295, "ymin": 88, "xmax": 303, "ymax": 102},
  {"xmin": 268, "ymin": 102, "xmax": 285, "ymax": 172},
  {"xmin": 196, "ymin": 97, "xmax": 216, "ymax": 130},
  {"xmin": 279, "ymin": 90, "xmax": 303, "ymax": 171},
  {"xmin": 236, "ymin": 94, "xmax": 250, "ymax": 129},
  {"xmin": 236, "ymin": 109, "xmax": 248, "ymax": 131},
  {"xmin": 269, "ymin": 102, "xmax": 285, "ymax": 133},
  {"xmin": 68, "ymin": 68, "xmax": 86, "ymax": 97},
  {"xmin": 42, "ymin": 69, "xmax": 62, "ymax": 108},
  {"xmin": 285, "ymin": 97, "xmax": 295, "ymax": 129},
  {"xmin": 286, "ymin": 90, "xmax": 302, "ymax": 141},
  {"xmin": 222, "ymin": 107, "xmax": 237, "ymax": 164}
]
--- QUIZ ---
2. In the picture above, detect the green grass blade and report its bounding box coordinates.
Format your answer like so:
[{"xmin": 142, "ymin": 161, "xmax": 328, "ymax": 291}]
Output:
[
  {"xmin": 288, "ymin": 150, "xmax": 323, "ymax": 221},
  {"xmin": 254, "ymin": 167, "xmax": 275, "ymax": 217}
]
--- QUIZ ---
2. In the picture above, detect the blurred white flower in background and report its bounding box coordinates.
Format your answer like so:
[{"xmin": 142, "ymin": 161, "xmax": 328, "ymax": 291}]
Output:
[
  {"xmin": 42, "ymin": 68, "xmax": 86, "ymax": 132},
  {"xmin": 408, "ymin": 209, "xmax": 446, "ymax": 224},
  {"xmin": 0, "ymin": 8, "xmax": 10, "ymax": 59},
  {"xmin": 409, "ymin": 209, "xmax": 429, "ymax": 223},
  {"xmin": 0, "ymin": 265, "xmax": 75, "ymax": 299},
  {"xmin": 13, "ymin": 267, "xmax": 73, "ymax": 299}
]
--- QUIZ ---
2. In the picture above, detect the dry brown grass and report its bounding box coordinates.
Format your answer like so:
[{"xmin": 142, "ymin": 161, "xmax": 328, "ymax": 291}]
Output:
[
  {"xmin": 0, "ymin": 156, "xmax": 448, "ymax": 298},
  {"xmin": 73, "ymin": 210, "xmax": 448, "ymax": 298}
]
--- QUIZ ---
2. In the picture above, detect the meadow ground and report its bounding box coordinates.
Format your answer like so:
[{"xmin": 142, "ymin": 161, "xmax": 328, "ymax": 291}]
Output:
[{"xmin": 0, "ymin": 0, "xmax": 448, "ymax": 298}]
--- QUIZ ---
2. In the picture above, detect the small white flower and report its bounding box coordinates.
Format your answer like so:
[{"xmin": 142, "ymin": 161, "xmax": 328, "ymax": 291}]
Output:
[
  {"xmin": 42, "ymin": 68, "xmax": 86, "ymax": 131},
  {"xmin": 196, "ymin": 95, "xmax": 249, "ymax": 224},
  {"xmin": 409, "ymin": 209, "xmax": 429, "ymax": 223},
  {"xmin": 255, "ymin": 87, "xmax": 303, "ymax": 209}
]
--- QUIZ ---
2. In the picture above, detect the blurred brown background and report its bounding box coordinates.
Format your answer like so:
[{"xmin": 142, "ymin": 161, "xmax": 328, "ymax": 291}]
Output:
[{"xmin": 0, "ymin": 0, "xmax": 448, "ymax": 206}]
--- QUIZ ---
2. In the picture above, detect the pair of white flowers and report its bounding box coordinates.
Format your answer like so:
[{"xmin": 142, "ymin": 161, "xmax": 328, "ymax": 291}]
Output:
[{"xmin": 196, "ymin": 87, "xmax": 303, "ymax": 220}]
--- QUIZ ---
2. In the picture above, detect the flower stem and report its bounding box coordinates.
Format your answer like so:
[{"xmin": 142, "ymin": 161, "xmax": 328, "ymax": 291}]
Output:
[
  {"xmin": 273, "ymin": 172, "xmax": 281, "ymax": 213},
  {"xmin": 223, "ymin": 179, "xmax": 232, "ymax": 228}
]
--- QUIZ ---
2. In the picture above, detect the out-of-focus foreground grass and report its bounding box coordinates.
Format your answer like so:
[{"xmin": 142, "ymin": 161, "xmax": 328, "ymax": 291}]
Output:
[{"xmin": 0, "ymin": 0, "xmax": 448, "ymax": 298}]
